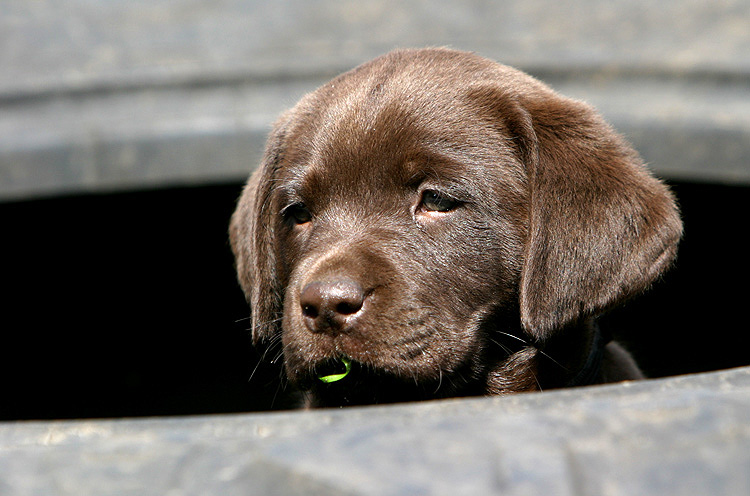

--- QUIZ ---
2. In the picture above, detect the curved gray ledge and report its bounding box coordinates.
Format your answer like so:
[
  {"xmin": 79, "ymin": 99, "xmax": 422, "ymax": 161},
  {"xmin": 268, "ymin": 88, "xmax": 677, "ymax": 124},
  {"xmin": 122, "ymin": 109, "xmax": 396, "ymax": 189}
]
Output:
[
  {"xmin": 2, "ymin": 366, "xmax": 749, "ymax": 495},
  {"xmin": 2, "ymin": 0, "xmax": 749, "ymax": 201}
]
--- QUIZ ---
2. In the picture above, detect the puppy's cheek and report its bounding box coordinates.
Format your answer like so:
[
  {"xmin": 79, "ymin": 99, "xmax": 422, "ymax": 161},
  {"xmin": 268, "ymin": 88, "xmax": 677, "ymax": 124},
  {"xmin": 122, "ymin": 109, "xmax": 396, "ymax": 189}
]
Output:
[
  {"xmin": 279, "ymin": 296, "xmax": 320, "ymax": 382},
  {"xmin": 280, "ymin": 331, "xmax": 324, "ymax": 385}
]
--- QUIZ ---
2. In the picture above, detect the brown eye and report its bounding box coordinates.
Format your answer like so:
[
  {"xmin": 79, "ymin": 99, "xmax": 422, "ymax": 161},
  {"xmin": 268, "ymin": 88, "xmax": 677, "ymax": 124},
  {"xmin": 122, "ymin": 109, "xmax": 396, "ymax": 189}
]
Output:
[
  {"xmin": 420, "ymin": 190, "xmax": 460, "ymax": 212},
  {"xmin": 284, "ymin": 203, "xmax": 312, "ymax": 224}
]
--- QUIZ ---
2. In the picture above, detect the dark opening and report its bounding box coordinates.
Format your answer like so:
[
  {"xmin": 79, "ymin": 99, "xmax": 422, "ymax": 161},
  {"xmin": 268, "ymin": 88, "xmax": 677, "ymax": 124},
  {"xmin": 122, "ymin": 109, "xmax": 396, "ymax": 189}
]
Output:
[{"xmin": 1, "ymin": 180, "xmax": 748, "ymax": 420}]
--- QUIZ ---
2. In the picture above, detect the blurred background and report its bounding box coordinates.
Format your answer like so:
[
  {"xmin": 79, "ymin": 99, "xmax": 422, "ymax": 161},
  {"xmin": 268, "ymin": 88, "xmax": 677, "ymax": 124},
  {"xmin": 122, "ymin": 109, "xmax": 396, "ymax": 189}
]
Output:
[{"xmin": 2, "ymin": 0, "xmax": 748, "ymax": 420}]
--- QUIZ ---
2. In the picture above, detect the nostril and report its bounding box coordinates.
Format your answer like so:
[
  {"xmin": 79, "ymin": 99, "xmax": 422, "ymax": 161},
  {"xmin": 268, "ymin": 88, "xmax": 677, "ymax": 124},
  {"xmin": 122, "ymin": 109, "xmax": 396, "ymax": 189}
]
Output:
[
  {"xmin": 302, "ymin": 303, "xmax": 319, "ymax": 319},
  {"xmin": 336, "ymin": 301, "xmax": 360, "ymax": 315}
]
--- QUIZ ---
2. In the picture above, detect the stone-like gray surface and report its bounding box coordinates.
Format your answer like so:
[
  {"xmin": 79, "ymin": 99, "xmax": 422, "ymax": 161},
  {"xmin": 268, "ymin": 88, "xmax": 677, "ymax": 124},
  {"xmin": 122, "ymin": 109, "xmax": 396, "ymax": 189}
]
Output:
[
  {"xmin": 2, "ymin": 367, "xmax": 750, "ymax": 495},
  {"xmin": 3, "ymin": 0, "xmax": 749, "ymax": 96},
  {"xmin": 1, "ymin": 0, "xmax": 749, "ymax": 200}
]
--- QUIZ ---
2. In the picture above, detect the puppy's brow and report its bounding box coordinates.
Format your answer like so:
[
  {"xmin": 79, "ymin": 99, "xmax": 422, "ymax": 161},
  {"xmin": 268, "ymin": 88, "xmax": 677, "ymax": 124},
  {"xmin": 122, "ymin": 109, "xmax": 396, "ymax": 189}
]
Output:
[
  {"xmin": 275, "ymin": 176, "xmax": 306, "ymax": 203},
  {"xmin": 406, "ymin": 150, "xmax": 475, "ymax": 184}
]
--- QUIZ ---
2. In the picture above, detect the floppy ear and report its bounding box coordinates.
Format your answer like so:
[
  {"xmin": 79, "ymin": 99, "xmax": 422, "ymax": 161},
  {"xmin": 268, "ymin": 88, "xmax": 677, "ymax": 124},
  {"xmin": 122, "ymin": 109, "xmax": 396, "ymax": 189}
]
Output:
[
  {"xmin": 230, "ymin": 113, "xmax": 292, "ymax": 345},
  {"xmin": 517, "ymin": 92, "xmax": 682, "ymax": 341}
]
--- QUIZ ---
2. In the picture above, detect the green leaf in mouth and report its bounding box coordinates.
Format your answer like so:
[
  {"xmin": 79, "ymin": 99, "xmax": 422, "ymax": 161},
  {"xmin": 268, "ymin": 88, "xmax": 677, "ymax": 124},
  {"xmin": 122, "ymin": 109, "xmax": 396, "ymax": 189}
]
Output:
[{"xmin": 318, "ymin": 358, "xmax": 352, "ymax": 383}]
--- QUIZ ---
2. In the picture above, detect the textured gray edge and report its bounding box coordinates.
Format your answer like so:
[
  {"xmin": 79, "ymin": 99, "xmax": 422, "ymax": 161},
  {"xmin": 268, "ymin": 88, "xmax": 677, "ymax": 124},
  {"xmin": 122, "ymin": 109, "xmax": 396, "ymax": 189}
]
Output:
[
  {"xmin": 2, "ymin": 74, "xmax": 748, "ymax": 202},
  {"xmin": 2, "ymin": 0, "xmax": 749, "ymax": 201},
  {"xmin": 2, "ymin": 366, "xmax": 750, "ymax": 496},
  {"xmin": 3, "ymin": 0, "xmax": 749, "ymax": 98}
]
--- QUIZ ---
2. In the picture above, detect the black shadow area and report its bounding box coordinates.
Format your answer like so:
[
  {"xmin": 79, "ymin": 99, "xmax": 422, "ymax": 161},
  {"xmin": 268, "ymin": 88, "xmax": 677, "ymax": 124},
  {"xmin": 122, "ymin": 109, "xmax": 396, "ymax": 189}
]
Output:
[
  {"xmin": 1, "ymin": 180, "xmax": 748, "ymax": 419},
  {"xmin": 2, "ymin": 184, "xmax": 291, "ymax": 420}
]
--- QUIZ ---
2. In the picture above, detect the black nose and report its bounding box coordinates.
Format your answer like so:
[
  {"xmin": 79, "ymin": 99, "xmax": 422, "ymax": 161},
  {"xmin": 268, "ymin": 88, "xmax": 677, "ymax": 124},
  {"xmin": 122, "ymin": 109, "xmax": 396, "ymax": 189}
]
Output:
[{"xmin": 299, "ymin": 278, "xmax": 365, "ymax": 334}]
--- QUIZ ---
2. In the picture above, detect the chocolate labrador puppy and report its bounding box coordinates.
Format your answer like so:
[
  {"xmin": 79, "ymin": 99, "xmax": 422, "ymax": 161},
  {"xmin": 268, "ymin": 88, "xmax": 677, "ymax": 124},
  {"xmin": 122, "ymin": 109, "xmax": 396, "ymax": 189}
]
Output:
[{"xmin": 230, "ymin": 48, "xmax": 682, "ymax": 408}]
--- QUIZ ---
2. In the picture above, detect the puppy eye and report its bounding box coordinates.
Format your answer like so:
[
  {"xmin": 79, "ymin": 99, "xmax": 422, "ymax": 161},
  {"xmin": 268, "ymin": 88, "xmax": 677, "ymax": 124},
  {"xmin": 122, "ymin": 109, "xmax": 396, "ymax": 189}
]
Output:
[
  {"xmin": 420, "ymin": 190, "xmax": 460, "ymax": 213},
  {"xmin": 284, "ymin": 203, "xmax": 312, "ymax": 224}
]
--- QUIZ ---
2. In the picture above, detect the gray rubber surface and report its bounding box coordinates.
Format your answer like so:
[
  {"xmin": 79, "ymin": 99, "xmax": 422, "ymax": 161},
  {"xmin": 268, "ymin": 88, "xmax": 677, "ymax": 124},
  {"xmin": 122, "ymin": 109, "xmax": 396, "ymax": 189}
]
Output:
[
  {"xmin": 2, "ymin": 0, "xmax": 749, "ymax": 201},
  {"xmin": 2, "ymin": 367, "xmax": 749, "ymax": 495}
]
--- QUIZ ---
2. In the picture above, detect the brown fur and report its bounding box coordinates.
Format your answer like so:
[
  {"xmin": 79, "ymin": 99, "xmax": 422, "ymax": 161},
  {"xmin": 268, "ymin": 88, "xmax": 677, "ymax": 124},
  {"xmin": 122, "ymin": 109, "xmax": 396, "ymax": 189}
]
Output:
[{"xmin": 230, "ymin": 48, "xmax": 682, "ymax": 407}]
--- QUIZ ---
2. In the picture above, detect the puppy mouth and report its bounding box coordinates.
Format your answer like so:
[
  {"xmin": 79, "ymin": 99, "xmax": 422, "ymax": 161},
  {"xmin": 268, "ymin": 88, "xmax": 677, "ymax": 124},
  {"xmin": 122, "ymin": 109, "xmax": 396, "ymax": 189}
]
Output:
[
  {"xmin": 315, "ymin": 356, "xmax": 352, "ymax": 384},
  {"xmin": 295, "ymin": 355, "xmax": 360, "ymax": 390},
  {"xmin": 297, "ymin": 356, "xmax": 448, "ymax": 407}
]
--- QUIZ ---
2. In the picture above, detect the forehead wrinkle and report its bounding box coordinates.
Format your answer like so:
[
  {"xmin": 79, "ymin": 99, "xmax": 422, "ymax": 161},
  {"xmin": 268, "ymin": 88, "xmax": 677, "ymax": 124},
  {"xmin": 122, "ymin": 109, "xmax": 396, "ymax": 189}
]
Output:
[
  {"xmin": 300, "ymin": 109, "xmax": 408, "ymax": 200},
  {"xmin": 310, "ymin": 74, "xmax": 391, "ymax": 156}
]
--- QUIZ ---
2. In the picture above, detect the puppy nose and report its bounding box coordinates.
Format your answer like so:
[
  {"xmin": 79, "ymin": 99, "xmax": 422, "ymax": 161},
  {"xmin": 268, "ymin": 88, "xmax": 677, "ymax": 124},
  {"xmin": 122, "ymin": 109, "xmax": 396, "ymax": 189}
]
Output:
[{"xmin": 299, "ymin": 278, "xmax": 365, "ymax": 333}]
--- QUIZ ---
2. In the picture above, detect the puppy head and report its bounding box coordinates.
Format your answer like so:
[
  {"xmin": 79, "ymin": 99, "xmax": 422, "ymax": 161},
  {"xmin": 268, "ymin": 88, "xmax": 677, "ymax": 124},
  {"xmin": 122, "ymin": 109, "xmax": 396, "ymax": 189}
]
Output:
[{"xmin": 230, "ymin": 48, "xmax": 682, "ymax": 404}]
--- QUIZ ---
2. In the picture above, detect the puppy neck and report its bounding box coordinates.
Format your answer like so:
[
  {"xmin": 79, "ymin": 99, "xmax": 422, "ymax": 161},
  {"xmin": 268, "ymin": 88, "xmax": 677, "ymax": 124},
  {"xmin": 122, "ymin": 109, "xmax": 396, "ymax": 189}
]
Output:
[
  {"xmin": 485, "ymin": 318, "xmax": 610, "ymax": 394},
  {"xmin": 565, "ymin": 320, "xmax": 609, "ymax": 387},
  {"xmin": 538, "ymin": 318, "xmax": 612, "ymax": 389}
]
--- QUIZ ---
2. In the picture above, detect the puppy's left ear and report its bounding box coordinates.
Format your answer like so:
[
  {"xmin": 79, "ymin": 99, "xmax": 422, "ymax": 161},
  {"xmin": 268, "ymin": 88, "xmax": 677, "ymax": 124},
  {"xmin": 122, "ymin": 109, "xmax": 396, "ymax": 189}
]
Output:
[
  {"xmin": 230, "ymin": 111, "xmax": 292, "ymax": 345},
  {"xmin": 517, "ymin": 92, "xmax": 683, "ymax": 341}
]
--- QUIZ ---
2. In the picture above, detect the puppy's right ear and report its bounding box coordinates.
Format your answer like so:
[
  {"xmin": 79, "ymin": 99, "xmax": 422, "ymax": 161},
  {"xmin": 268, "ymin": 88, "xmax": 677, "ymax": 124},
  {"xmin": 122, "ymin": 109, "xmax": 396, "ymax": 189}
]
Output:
[
  {"xmin": 516, "ymin": 92, "xmax": 682, "ymax": 342},
  {"xmin": 230, "ymin": 113, "xmax": 292, "ymax": 345}
]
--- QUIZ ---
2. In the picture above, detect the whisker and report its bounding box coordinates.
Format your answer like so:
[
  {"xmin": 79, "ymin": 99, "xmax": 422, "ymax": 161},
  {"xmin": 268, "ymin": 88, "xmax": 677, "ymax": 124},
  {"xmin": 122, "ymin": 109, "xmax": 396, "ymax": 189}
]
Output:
[
  {"xmin": 494, "ymin": 331, "xmax": 569, "ymax": 372},
  {"xmin": 535, "ymin": 349, "xmax": 568, "ymax": 372},
  {"xmin": 249, "ymin": 340, "xmax": 284, "ymax": 384},
  {"xmin": 270, "ymin": 379, "xmax": 288, "ymax": 409},
  {"xmin": 253, "ymin": 316, "xmax": 284, "ymax": 330},
  {"xmin": 487, "ymin": 337, "xmax": 514, "ymax": 356},
  {"xmin": 259, "ymin": 336, "xmax": 283, "ymax": 361},
  {"xmin": 495, "ymin": 330, "xmax": 529, "ymax": 346},
  {"xmin": 432, "ymin": 368, "xmax": 443, "ymax": 395},
  {"xmin": 270, "ymin": 348, "xmax": 285, "ymax": 365},
  {"xmin": 529, "ymin": 367, "xmax": 543, "ymax": 392},
  {"xmin": 248, "ymin": 358, "xmax": 264, "ymax": 383}
]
